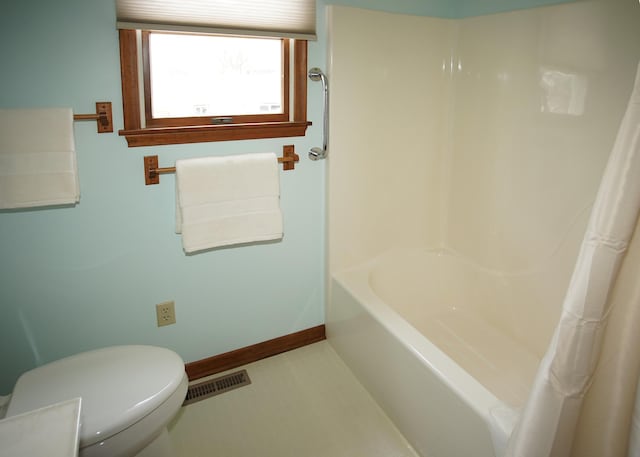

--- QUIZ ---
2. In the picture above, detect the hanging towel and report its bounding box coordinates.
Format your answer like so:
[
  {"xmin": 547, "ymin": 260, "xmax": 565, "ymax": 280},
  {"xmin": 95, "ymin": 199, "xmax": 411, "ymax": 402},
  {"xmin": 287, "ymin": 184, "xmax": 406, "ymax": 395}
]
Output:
[
  {"xmin": 0, "ymin": 108, "xmax": 79, "ymax": 209},
  {"xmin": 175, "ymin": 153, "xmax": 283, "ymax": 253}
]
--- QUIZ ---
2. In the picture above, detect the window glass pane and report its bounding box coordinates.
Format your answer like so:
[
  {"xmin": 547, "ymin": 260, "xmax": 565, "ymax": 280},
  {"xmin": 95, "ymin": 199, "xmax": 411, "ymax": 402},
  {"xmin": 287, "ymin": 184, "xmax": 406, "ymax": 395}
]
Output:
[{"xmin": 148, "ymin": 33, "xmax": 283, "ymax": 118}]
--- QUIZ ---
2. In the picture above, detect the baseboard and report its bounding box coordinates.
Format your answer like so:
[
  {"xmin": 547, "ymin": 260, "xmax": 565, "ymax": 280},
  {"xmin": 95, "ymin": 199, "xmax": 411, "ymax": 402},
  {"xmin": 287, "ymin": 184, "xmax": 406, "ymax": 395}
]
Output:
[{"xmin": 185, "ymin": 325, "xmax": 326, "ymax": 381}]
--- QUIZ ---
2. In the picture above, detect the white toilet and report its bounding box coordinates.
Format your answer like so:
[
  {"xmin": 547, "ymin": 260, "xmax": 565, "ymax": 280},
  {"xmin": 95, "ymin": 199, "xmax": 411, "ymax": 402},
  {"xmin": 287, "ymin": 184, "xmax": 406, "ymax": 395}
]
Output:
[{"xmin": 5, "ymin": 345, "xmax": 188, "ymax": 457}]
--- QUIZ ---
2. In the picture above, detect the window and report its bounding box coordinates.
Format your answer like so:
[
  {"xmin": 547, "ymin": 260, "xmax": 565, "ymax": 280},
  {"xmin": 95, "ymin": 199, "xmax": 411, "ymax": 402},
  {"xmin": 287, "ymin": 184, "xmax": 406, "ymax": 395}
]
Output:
[
  {"xmin": 118, "ymin": 30, "xmax": 309, "ymax": 147},
  {"xmin": 145, "ymin": 32, "xmax": 287, "ymax": 125}
]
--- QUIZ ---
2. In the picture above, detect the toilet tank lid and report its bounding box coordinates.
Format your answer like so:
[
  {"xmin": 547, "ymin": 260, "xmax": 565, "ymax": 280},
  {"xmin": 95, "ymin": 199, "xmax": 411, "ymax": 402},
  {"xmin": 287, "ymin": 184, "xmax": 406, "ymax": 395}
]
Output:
[{"xmin": 7, "ymin": 345, "xmax": 186, "ymax": 447}]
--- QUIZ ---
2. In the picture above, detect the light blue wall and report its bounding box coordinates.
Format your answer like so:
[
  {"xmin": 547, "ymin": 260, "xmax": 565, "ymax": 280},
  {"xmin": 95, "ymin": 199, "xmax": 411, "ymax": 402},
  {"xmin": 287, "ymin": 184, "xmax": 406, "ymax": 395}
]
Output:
[
  {"xmin": 325, "ymin": 0, "xmax": 454, "ymax": 17},
  {"xmin": 322, "ymin": 0, "xmax": 576, "ymax": 18},
  {"xmin": 0, "ymin": 0, "xmax": 326, "ymax": 394},
  {"xmin": 0, "ymin": 0, "xmax": 578, "ymax": 394},
  {"xmin": 454, "ymin": 0, "xmax": 578, "ymax": 17}
]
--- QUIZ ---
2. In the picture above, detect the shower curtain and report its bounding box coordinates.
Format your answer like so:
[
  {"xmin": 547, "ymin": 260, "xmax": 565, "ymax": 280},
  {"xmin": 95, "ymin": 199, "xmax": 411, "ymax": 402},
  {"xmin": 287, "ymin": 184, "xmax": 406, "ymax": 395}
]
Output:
[{"xmin": 505, "ymin": 62, "xmax": 640, "ymax": 457}]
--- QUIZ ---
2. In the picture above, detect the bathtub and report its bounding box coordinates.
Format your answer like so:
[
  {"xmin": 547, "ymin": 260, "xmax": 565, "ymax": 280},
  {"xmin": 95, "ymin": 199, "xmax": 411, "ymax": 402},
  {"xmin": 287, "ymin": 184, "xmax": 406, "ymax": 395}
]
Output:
[{"xmin": 327, "ymin": 248, "xmax": 561, "ymax": 457}]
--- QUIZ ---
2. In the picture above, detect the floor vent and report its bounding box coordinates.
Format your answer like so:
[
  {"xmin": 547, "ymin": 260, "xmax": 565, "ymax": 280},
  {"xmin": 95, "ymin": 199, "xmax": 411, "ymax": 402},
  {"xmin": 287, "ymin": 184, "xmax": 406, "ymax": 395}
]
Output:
[{"xmin": 183, "ymin": 369, "xmax": 252, "ymax": 406}]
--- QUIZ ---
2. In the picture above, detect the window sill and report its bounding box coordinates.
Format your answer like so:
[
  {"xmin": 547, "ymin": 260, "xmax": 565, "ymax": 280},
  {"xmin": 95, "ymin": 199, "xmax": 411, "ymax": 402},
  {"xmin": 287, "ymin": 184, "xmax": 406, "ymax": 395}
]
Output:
[{"xmin": 119, "ymin": 121, "xmax": 311, "ymax": 147}]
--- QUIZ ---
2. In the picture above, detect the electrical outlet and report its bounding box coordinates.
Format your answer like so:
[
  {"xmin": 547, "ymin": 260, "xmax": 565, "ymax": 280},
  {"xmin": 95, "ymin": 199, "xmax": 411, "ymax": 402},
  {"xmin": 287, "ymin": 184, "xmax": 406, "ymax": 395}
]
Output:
[{"xmin": 156, "ymin": 301, "xmax": 176, "ymax": 327}]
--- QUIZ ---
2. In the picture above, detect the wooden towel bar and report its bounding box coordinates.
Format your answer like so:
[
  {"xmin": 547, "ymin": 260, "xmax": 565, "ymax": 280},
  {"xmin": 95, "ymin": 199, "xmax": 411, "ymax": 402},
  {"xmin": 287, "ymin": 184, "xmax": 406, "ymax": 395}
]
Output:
[{"xmin": 143, "ymin": 145, "xmax": 300, "ymax": 185}]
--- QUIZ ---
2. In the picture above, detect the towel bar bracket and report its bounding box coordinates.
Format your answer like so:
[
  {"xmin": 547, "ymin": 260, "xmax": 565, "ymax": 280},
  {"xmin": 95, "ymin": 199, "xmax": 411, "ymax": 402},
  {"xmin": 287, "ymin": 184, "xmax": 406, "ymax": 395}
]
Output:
[
  {"xmin": 281, "ymin": 145, "xmax": 300, "ymax": 171},
  {"xmin": 144, "ymin": 155, "xmax": 161, "ymax": 185},
  {"xmin": 143, "ymin": 145, "xmax": 300, "ymax": 186},
  {"xmin": 73, "ymin": 102, "xmax": 113, "ymax": 133}
]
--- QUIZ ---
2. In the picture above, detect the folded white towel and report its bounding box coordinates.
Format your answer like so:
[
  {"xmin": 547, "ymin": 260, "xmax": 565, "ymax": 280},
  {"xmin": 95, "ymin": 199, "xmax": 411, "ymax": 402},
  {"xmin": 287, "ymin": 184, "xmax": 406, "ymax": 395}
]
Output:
[
  {"xmin": 0, "ymin": 108, "xmax": 79, "ymax": 209},
  {"xmin": 175, "ymin": 153, "xmax": 283, "ymax": 253}
]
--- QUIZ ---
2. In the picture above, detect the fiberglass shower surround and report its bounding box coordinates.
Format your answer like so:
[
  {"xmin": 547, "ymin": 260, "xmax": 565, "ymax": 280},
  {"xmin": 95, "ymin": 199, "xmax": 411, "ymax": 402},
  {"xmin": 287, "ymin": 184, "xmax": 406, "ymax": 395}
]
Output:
[{"xmin": 326, "ymin": 1, "xmax": 640, "ymax": 457}]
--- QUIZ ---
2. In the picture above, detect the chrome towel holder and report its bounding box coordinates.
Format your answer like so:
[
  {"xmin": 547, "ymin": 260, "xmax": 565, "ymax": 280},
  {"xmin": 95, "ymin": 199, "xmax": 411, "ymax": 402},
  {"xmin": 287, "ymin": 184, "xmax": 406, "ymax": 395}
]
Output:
[{"xmin": 308, "ymin": 67, "xmax": 328, "ymax": 161}]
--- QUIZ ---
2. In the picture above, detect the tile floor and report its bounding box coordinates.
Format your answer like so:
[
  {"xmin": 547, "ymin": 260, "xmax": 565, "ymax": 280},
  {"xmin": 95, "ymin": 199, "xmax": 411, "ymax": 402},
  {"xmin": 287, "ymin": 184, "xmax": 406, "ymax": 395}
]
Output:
[{"xmin": 168, "ymin": 341, "xmax": 419, "ymax": 457}]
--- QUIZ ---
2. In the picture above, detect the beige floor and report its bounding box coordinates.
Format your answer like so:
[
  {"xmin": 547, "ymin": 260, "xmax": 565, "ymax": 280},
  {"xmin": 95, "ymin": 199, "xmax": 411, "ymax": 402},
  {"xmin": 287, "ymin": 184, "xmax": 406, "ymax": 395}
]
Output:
[{"xmin": 168, "ymin": 341, "xmax": 419, "ymax": 457}]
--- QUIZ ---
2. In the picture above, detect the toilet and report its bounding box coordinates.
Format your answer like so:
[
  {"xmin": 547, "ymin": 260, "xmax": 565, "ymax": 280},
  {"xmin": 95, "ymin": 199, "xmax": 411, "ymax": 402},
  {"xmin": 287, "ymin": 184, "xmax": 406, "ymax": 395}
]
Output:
[{"xmin": 5, "ymin": 345, "xmax": 188, "ymax": 457}]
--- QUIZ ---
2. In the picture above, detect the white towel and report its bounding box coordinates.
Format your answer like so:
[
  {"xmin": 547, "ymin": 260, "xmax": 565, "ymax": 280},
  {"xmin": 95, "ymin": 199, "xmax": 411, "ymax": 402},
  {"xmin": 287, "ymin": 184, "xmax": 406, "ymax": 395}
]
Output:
[
  {"xmin": 0, "ymin": 108, "xmax": 79, "ymax": 209},
  {"xmin": 175, "ymin": 153, "xmax": 283, "ymax": 253}
]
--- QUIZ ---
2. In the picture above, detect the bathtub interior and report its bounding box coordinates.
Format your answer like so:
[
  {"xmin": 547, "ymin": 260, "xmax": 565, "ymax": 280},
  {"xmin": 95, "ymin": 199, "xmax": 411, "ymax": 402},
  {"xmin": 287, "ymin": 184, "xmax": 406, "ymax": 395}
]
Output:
[{"xmin": 367, "ymin": 247, "xmax": 578, "ymax": 407}]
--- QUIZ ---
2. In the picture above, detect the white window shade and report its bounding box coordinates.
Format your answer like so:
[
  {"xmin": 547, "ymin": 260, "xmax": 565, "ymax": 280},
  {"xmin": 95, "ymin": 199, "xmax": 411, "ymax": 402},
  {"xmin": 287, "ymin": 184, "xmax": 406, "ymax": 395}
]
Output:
[{"xmin": 116, "ymin": 0, "xmax": 316, "ymax": 40}]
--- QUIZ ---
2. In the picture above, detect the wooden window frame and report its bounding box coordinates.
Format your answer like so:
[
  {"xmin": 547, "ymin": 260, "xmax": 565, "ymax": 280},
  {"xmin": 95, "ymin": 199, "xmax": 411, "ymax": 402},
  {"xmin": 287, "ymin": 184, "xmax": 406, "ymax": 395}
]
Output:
[{"xmin": 118, "ymin": 29, "xmax": 310, "ymax": 147}]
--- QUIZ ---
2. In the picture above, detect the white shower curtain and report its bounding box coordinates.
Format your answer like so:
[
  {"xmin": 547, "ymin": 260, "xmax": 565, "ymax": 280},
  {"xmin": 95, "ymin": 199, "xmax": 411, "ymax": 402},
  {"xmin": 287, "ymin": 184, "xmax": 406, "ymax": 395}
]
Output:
[{"xmin": 505, "ymin": 62, "xmax": 640, "ymax": 457}]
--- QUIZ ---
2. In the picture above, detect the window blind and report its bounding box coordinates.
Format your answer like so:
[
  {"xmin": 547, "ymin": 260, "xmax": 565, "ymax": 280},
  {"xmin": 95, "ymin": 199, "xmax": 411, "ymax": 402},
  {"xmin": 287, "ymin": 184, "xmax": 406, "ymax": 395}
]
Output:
[{"xmin": 116, "ymin": 0, "xmax": 317, "ymax": 40}]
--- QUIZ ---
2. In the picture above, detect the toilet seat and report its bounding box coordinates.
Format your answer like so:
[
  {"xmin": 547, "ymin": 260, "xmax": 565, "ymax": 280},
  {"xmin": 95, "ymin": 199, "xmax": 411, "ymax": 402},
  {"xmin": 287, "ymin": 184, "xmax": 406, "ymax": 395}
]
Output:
[{"xmin": 7, "ymin": 345, "xmax": 186, "ymax": 448}]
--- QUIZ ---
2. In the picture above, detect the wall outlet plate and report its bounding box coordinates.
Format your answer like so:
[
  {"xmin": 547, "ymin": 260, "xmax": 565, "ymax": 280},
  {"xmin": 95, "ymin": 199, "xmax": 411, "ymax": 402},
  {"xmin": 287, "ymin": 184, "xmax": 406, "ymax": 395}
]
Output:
[{"xmin": 156, "ymin": 301, "xmax": 176, "ymax": 327}]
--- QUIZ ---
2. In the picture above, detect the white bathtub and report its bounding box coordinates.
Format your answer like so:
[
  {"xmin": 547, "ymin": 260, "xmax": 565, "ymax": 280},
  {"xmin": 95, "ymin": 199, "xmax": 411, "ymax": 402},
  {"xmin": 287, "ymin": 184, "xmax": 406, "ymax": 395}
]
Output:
[{"xmin": 327, "ymin": 248, "xmax": 561, "ymax": 457}]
